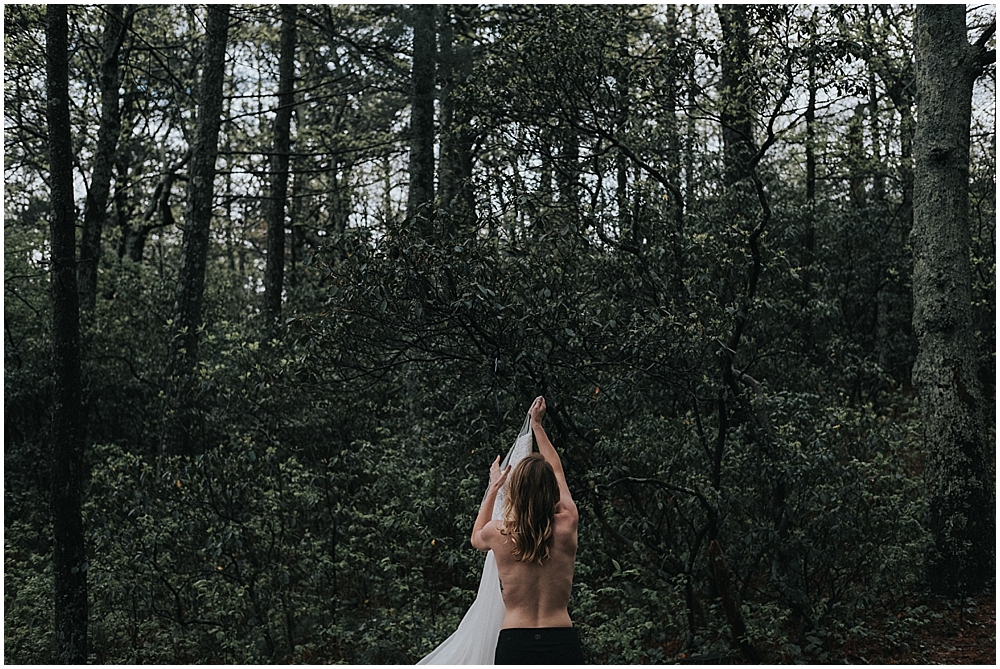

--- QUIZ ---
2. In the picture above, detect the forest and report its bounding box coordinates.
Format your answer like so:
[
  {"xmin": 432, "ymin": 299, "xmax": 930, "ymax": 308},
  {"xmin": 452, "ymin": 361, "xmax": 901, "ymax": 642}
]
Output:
[{"xmin": 3, "ymin": 3, "xmax": 996, "ymax": 664}]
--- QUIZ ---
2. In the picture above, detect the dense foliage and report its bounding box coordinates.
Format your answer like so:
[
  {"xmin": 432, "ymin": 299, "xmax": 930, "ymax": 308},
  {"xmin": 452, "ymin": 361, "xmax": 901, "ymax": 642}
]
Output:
[{"xmin": 4, "ymin": 3, "xmax": 995, "ymax": 664}]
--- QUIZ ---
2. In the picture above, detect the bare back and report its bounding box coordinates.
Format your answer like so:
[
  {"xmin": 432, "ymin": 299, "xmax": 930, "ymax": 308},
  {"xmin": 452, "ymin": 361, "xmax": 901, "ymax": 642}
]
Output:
[
  {"xmin": 486, "ymin": 501, "xmax": 578, "ymax": 628},
  {"xmin": 470, "ymin": 397, "xmax": 578, "ymax": 629}
]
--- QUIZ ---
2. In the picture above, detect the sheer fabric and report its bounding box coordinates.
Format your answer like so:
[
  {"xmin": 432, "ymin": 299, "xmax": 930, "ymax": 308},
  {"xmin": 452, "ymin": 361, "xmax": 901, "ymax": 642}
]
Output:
[{"xmin": 418, "ymin": 414, "xmax": 534, "ymax": 665}]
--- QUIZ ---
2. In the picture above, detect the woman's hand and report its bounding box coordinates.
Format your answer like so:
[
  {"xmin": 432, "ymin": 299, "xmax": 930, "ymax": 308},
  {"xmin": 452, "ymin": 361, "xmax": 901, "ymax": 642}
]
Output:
[
  {"xmin": 528, "ymin": 395, "xmax": 546, "ymax": 427},
  {"xmin": 489, "ymin": 455, "xmax": 511, "ymax": 491}
]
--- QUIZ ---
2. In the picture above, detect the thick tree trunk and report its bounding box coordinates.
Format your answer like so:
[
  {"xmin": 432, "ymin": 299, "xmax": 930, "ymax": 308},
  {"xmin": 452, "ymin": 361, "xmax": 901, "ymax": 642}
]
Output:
[
  {"xmin": 406, "ymin": 3, "xmax": 436, "ymax": 224},
  {"xmin": 46, "ymin": 5, "xmax": 88, "ymax": 662},
  {"xmin": 403, "ymin": 4, "xmax": 437, "ymax": 425},
  {"xmin": 263, "ymin": 4, "xmax": 298, "ymax": 331},
  {"xmin": 79, "ymin": 4, "xmax": 131, "ymax": 312},
  {"xmin": 164, "ymin": 5, "xmax": 230, "ymax": 456},
  {"xmin": 911, "ymin": 4, "xmax": 994, "ymax": 596}
]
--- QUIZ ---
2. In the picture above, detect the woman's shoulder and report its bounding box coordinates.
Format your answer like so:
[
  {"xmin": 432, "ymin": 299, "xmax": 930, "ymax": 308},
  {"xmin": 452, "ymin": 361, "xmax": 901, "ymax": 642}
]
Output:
[
  {"xmin": 554, "ymin": 503, "xmax": 579, "ymax": 533},
  {"xmin": 554, "ymin": 499, "xmax": 578, "ymax": 520}
]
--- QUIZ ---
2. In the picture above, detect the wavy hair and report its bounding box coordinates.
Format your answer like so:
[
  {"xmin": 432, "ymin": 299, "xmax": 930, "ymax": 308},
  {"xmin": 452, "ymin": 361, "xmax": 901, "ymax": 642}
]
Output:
[{"xmin": 500, "ymin": 453, "xmax": 559, "ymax": 564}]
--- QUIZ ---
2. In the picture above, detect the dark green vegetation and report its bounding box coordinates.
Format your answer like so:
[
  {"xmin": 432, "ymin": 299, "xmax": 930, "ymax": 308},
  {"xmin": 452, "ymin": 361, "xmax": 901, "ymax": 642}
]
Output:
[{"xmin": 4, "ymin": 4, "xmax": 995, "ymax": 664}]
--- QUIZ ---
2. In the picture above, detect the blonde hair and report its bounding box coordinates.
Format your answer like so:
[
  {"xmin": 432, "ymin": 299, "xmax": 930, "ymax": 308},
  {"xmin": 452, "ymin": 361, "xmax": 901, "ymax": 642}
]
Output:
[{"xmin": 500, "ymin": 453, "xmax": 559, "ymax": 564}]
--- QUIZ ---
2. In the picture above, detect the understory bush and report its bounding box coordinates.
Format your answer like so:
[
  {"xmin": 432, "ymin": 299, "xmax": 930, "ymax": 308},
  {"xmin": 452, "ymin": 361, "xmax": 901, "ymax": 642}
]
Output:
[
  {"xmin": 572, "ymin": 396, "xmax": 929, "ymax": 663},
  {"xmin": 81, "ymin": 434, "xmax": 484, "ymax": 663},
  {"xmin": 2, "ymin": 390, "xmax": 934, "ymax": 664}
]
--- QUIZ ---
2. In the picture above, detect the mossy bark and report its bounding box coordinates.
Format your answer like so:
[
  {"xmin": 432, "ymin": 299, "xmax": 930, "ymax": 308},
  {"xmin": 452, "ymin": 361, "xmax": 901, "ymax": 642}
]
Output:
[{"xmin": 911, "ymin": 4, "xmax": 994, "ymax": 596}]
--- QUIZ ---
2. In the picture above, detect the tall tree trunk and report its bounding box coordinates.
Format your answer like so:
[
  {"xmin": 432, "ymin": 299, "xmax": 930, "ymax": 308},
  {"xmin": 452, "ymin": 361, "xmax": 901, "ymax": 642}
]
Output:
[
  {"xmin": 46, "ymin": 5, "xmax": 88, "ymax": 662},
  {"xmin": 113, "ymin": 89, "xmax": 140, "ymax": 263},
  {"xmin": 804, "ymin": 10, "xmax": 817, "ymax": 249},
  {"xmin": 662, "ymin": 4, "xmax": 685, "ymax": 289},
  {"xmin": 868, "ymin": 79, "xmax": 885, "ymax": 202},
  {"xmin": 438, "ymin": 5, "xmax": 477, "ymax": 231},
  {"xmin": 847, "ymin": 102, "xmax": 867, "ymax": 208},
  {"xmin": 716, "ymin": 4, "xmax": 755, "ymax": 185},
  {"xmin": 288, "ymin": 170, "xmax": 305, "ymax": 289},
  {"xmin": 663, "ymin": 5, "xmax": 682, "ymax": 189},
  {"xmin": 683, "ymin": 5, "xmax": 698, "ymax": 209},
  {"xmin": 79, "ymin": 4, "xmax": 132, "ymax": 312},
  {"xmin": 264, "ymin": 4, "xmax": 298, "ymax": 331},
  {"xmin": 612, "ymin": 17, "xmax": 633, "ymax": 237},
  {"xmin": 911, "ymin": 4, "xmax": 995, "ymax": 596},
  {"xmin": 799, "ymin": 9, "xmax": 820, "ymax": 365},
  {"xmin": 406, "ymin": 3, "xmax": 436, "ymax": 225},
  {"xmin": 403, "ymin": 4, "xmax": 437, "ymax": 425},
  {"xmin": 164, "ymin": 5, "xmax": 230, "ymax": 457}
]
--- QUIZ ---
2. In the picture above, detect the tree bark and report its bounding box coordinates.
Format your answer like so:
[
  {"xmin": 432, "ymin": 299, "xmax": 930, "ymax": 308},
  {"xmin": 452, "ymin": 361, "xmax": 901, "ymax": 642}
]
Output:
[
  {"xmin": 164, "ymin": 5, "xmax": 230, "ymax": 456},
  {"xmin": 263, "ymin": 4, "xmax": 298, "ymax": 331},
  {"xmin": 716, "ymin": 4, "xmax": 755, "ymax": 185},
  {"xmin": 438, "ymin": 5, "xmax": 477, "ymax": 230},
  {"xmin": 46, "ymin": 5, "xmax": 88, "ymax": 662},
  {"xmin": 683, "ymin": 5, "xmax": 698, "ymax": 207},
  {"xmin": 847, "ymin": 102, "xmax": 867, "ymax": 208},
  {"xmin": 79, "ymin": 4, "xmax": 132, "ymax": 312},
  {"xmin": 911, "ymin": 4, "xmax": 994, "ymax": 596},
  {"xmin": 406, "ymin": 3, "xmax": 436, "ymax": 224},
  {"xmin": 802, "ymin": 8, "xmax": 818, "ymax": 303},
  {"xmin": 663, "ymin": 5, "xmax": 682, "ymax": 189},
  {"xmin": 708, "ymin": 541, "xmax": 761, "ymax": 663}
]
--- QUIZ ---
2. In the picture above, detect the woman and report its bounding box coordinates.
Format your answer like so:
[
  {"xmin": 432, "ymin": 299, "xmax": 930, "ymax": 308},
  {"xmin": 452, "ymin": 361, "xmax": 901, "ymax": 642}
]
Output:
[{"xmin": 471, "ymin": 396, "xmax": 584, "ymax": 664}]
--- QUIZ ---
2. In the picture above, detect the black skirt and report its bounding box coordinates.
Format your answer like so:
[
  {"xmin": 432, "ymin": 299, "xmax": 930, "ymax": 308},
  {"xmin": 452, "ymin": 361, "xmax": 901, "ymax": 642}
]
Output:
[{"xmin": 494, "ymin": 627, "xmax": 585, "ymax": 665}]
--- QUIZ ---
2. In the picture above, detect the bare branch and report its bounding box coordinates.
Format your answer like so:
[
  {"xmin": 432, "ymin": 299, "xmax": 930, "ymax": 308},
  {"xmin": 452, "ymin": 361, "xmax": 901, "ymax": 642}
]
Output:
[{"xmin": 971, "ymin": 18, "xmax": 996, "ymax": 72}]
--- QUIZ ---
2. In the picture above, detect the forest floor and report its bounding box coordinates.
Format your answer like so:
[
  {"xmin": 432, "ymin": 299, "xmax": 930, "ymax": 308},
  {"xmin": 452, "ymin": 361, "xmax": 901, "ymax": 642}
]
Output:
[{"xmin": 843, "ymin": 590, "xmax": 995, "ymax": 664}]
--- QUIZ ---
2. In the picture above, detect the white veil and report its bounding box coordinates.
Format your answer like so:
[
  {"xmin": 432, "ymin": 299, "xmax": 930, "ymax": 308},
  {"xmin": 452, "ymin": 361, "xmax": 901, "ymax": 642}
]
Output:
[{"xmin": 418, "ymin": 413, "xmax": 534, "ymax": 665}]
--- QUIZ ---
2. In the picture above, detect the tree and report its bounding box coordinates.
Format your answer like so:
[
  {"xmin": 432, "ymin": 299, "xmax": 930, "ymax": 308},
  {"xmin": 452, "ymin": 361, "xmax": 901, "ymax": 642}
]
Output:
[
  {"xmin": 78, "ymin": 5, "xmax": 133, "ymax": 312},
  {"xmin": 164, "ymin": 5, "xmax": 231, "ymax": 456},
  {"xmin": 405, "ymin": 3, "xmax": 436, "ymax": 223},
  {"xmin": 911, "ymin": 4, "xmax": 995, "ymax": 596},
  {"xmin": 716, "ymin": 4, "xmax": 756, "ymax": 186},
  {"xmin": 263, "ymin": 4, "xmax": 298, "ymax": 331},
  {"xmin": 437, "ymin": 4, "xmax": 478, "ymax": 228},
  {"xmin": 46, "ymin": 5, "xmax": 88, "ymax": 661}
]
